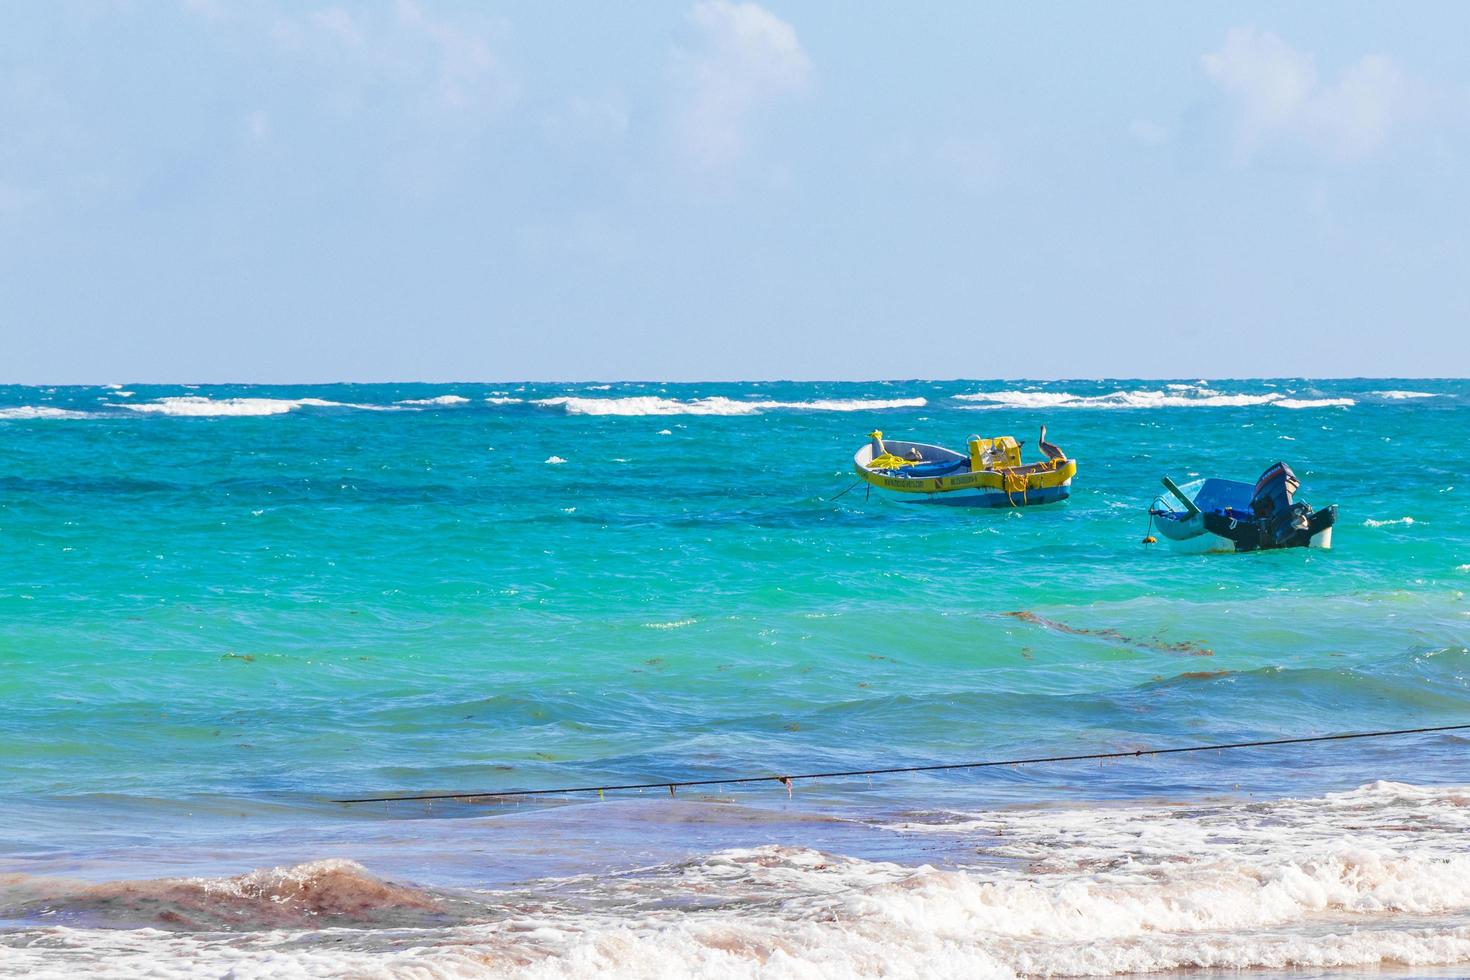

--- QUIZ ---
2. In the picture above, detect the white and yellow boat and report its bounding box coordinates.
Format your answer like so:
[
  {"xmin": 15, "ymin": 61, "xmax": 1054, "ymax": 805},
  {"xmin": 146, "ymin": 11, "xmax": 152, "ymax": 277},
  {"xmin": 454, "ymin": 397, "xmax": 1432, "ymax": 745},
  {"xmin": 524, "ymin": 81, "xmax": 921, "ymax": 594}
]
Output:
[{"xmin": 853, "ymin": 427, "xmax": 1076, "ymax": 507}]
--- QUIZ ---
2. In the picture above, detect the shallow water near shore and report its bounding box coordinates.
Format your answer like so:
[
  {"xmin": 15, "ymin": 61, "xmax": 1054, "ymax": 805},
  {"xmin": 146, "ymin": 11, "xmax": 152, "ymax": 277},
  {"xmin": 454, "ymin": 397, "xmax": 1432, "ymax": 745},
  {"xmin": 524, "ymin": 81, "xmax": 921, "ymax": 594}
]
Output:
[{"xmin": 1, "ymin": 379, "xmax": 1467, "ymax": 977}]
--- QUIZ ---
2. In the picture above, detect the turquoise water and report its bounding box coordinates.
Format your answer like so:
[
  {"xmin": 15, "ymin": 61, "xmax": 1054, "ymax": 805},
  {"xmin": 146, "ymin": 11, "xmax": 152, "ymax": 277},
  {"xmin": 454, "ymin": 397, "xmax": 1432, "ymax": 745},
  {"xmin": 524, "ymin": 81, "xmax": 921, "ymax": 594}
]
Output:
[{"xmin": 2, "ymin": 380, "xmax": 1468, "ymax": 977}]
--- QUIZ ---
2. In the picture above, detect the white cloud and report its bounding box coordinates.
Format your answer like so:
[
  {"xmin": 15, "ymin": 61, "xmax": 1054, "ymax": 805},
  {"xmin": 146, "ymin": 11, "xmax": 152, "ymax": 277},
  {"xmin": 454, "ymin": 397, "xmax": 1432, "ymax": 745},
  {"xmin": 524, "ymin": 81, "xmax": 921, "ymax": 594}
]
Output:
[
  {"xmin": 253, "ymin": 2, "xmax": 514, "ymax": 116},
  {"xmin": 179, "ymin": 0, "xmax": 226, "ymax": 20},
  {"xmin": 1128, "ymin": 119, "xmax": 1170, "ymax": 148},
  {"xmin": 309, "ymin": 7, "xmax": 362, "ymax": 47},
  {"xmin": 670, "ymin": 1, "xmax": 811, "ymax": 171},
  {"xmin": 393, "ymin": 0, "xmax": 507, "ymax": 111},
  {"xmin": 1202, "ymin": 27, "xmax": 1413, "ymax": 162}
]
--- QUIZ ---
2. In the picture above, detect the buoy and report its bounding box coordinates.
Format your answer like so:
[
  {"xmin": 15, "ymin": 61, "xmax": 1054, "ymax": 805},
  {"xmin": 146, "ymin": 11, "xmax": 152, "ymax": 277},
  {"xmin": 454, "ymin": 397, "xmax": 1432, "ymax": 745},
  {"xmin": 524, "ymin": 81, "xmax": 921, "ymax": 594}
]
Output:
[{"xmin": 1142, "ymin": 536, "xmax": 1157, "ymax": 544}]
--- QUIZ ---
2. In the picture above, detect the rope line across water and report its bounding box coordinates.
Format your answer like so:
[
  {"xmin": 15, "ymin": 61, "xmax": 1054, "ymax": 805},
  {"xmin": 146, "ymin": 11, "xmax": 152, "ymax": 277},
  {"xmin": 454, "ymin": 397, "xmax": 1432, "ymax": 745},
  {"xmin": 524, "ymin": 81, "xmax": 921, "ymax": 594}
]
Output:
[{"xmin": 332, "ymin": 723, "xmax": 1470, "ymax": 805}]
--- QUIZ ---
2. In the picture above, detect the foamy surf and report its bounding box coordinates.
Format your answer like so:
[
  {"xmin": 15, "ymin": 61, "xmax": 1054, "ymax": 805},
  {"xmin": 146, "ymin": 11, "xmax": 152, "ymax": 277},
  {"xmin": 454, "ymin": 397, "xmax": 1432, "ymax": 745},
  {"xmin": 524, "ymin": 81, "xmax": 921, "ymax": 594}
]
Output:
[
  {"xmin": 5, "ymin": 783, "xmax": 1469, "ymax": 978},
  {"xmin": 1275, "ymin": 397, "xmax": 1356, "ymax": 408},
  {"xmin": 0, "ymin": 406, "xmax": 94, "ymax": 420},
  {"xmin": 396, "ymin": 395, "xmax": 471, "ymax": 406},
  {"xmin": 954, "ymin": 388, "xmax": 1355, "ymax": 410},
  {"xmin": 119, "ymin": 396, "xmax": 395, "ymax": 417},
  {"xmin": 534, "ymin": 396, "xmax": 927, "ymax": 416}
]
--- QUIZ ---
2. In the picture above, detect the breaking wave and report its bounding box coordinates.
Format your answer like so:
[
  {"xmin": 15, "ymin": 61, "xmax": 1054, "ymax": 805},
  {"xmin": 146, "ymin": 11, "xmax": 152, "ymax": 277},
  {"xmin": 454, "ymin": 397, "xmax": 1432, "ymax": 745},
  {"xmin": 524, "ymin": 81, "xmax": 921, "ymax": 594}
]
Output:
[
  {"xmin": 3, "ymin": 386, "xmax": 1431, "ymax": 420},
  {"xmin": 0, "ymin": 406, "xmax": 94, "ymax": 420},
  {"xmin": 1275, "ymin": 397, "xmax": 1357, "ymax": 409},
  {"xmin": 535, "ymin": 396, "xmax": 927, "ymax": 416},
  {"xmin": 1364, "ymin": 516, "xmax": 1416, "ymax": 527},
  {"xmin": 955, "ymin": 388, "xmax": 1355, "ymax": 410},
  {"xmin": 5, "ymin": 783, "xmax": 1470, "ymax": 977},
  {"xmin": 396, "ymin": 395, "xmax": 471, "ymax": 406},
  {"xmin": 119, "ymin": 396, "xmax": 393, "ymax": 417}
]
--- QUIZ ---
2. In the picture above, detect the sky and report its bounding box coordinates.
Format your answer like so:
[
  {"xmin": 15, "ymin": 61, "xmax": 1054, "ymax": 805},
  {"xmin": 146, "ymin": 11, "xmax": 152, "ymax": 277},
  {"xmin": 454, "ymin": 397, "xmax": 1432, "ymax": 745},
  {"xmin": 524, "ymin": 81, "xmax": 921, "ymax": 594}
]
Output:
[{"xmin": 3, "ymin": 1, "xmax": 1469, "ymax": 382}]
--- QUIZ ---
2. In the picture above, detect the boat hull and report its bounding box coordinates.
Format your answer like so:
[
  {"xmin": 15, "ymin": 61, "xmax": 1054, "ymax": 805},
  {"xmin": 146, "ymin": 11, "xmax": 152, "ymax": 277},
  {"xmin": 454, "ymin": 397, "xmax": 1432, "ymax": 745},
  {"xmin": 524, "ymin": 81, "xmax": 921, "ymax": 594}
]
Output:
[
  {"xmin": 857, "ymin": 464, "xmax": 1076, "ymax": 507},
  {"xmin": 853, "ymin": 439, "xmax": 1077, "ymax": 509},
  {"xmin": 1152, "ymin": 513, "xmax": 1234, "ymax": 553},
  {"xmin": 1158, "ymin": 519, "xmax": 1335, "ymax": 553},
  {"xmin": 1150, "ymin": 470, "xmax": 1337, "ymax": 552},
  {"xmin": 893, "ymin": 482, "xmax": 1072, "ymax": 508},
  {"xmin": 1202, "ymin": 503, "xmax": 1337, "ymax": 552}
]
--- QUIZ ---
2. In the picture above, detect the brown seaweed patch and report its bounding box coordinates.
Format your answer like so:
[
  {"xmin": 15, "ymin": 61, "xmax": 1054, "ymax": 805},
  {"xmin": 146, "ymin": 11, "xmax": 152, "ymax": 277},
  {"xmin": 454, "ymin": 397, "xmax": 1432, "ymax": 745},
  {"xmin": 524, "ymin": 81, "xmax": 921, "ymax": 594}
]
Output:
[
  {"xmin": 1006, "ymin": 611, "xmax": 1212, "ymax": 657},
  {"xmin": 0, "ymin": 860, "xmax": 452, "ymax": 932}
]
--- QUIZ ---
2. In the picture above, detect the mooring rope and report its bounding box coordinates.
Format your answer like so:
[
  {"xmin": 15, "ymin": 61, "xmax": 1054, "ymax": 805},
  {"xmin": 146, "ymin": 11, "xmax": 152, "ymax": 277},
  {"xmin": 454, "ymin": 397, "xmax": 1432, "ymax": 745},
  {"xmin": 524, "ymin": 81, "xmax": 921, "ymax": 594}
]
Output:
[{"xmin": 332, "ymin": 723, "xmax": 1470, "ymax": 805}]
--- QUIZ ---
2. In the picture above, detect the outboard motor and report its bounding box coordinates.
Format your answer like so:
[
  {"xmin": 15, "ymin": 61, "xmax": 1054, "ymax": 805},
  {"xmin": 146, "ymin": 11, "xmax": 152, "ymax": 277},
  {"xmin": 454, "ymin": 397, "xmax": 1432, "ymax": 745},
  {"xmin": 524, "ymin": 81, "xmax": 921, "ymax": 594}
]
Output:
[
  {"xmin": 1251, "ymin": 462, "xmax": 1313, "ymax": 547},
  {"xmin": 1200, "ymin": 461, "xmax": 1337, "ymax": 551}
]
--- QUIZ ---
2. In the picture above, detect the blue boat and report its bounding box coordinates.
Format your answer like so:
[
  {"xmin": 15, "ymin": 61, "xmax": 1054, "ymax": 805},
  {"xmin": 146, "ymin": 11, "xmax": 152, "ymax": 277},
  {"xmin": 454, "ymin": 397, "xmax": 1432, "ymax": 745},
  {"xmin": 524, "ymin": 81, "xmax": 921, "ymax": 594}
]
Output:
[{"xmin": 1149, "ymin": 462, "xmax": 1336, "ymax": 552}]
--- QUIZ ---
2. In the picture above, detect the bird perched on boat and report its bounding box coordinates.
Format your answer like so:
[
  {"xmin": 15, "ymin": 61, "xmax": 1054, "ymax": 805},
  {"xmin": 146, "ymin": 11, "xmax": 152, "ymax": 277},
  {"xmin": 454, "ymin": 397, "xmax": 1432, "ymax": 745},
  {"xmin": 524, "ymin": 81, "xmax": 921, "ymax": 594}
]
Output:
[{"xmin": 1038, "ymin": 425, "xmax": 1065, "ymax": 462}]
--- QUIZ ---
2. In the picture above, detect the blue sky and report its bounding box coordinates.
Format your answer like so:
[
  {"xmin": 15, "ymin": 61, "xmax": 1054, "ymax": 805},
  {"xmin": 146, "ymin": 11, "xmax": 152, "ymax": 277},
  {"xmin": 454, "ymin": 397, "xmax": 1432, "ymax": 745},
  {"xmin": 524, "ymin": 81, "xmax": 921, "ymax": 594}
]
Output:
[{"xmin": 3, "ymin": 2, "xmax": 1468, "ymax": 382}]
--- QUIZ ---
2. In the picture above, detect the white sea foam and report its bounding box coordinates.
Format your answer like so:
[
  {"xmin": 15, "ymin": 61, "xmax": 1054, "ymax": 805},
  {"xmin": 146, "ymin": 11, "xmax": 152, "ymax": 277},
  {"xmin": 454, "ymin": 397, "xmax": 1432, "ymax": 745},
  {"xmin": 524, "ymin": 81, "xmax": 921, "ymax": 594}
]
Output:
[
  {"xmin": 1364, "ymin": 516, "xmax": 1416, "ymax": 527},
  {"xmin": 396, "ymin": 394, "xmax": 471, "ymax": 406},
  {"xmin": 955, "ymin": 388, "xmax": 1355, "ymax": 410},
  {"xmin": 955, "ymin": 390, "xmax": 1105, "ymax": 408},
  {"xmin": 1275, "ymin": 397, "xmax": 1356, "ymax": 409},
  {"xmin": 1373, "ymin": 390, "xmax": 1438, "ymax": 400},
  {"xmin": 123, "ymin": 397, "xmax": 301, "ymax": 416},
  {"xmin": 784, "ymin": 397, "xmax": 928, "ymax": 412},
  {"xmin": 5, "ymin": 782, "xmax": 1469, "ymax": 978},
  {"xmin": 545, "ymin": 456, "xmax": 568, "ymax": 465},
  {"xmin": 644, "ymin": 618, "xmax": 696, "ymax": 630},
  {"xmin": 485, "ymin": 397, "xmax": 524, "ymax": 405},
  {"xmin": 120, "ymin": 396, "xmax": 392, "ymax": 417},
  {"xmin": 0, "ymin": 406, "xmax": 94, "ymax": 420},
  {"xmin": 535, "ymin": 396, "xmax": 927, "ymax": 416},
  {"xmin": 536, "ymin": 395, "xmax": 756, "ymax": 416},
  {"xmin": 956, "ymin": 388, "xmax": 1284, "ymax": 409}
]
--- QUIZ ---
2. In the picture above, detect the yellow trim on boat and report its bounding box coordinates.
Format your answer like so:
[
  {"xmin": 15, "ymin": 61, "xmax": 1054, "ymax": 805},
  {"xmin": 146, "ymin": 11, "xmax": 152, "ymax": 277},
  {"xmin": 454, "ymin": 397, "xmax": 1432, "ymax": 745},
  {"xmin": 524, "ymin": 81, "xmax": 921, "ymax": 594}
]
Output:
[{"xmin": 856, "ymin": 458, "xmax": 1077, "ymax": 496}]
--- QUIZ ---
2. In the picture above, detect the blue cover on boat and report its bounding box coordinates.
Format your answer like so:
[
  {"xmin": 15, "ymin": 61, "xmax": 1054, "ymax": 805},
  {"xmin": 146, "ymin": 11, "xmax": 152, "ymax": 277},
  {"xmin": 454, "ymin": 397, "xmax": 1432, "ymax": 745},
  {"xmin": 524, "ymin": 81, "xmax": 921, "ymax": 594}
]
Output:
[
  {"xmin": 891, "ymin": 458, "xmax": 971, "ymax": 479},
  {"xmin": 1193, "ymin": 478, "xmax": 1254, "ymax": 514}
]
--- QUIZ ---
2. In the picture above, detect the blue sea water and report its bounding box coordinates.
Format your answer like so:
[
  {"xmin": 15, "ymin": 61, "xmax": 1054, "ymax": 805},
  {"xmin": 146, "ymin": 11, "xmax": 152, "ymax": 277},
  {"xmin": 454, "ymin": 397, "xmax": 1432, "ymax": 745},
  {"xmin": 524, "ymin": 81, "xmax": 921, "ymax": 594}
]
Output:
[{"xmin": 1, "ymin": 379, "xmax": 1468, "ymax": 977}]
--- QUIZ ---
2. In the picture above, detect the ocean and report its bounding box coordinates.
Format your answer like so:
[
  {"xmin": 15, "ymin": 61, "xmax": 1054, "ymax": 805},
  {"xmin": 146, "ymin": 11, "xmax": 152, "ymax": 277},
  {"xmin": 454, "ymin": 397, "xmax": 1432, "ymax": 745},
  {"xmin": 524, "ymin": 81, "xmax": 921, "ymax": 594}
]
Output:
[{"xmin": 1, "ymin": 379, "xmax": 1467, "ymax": 978}]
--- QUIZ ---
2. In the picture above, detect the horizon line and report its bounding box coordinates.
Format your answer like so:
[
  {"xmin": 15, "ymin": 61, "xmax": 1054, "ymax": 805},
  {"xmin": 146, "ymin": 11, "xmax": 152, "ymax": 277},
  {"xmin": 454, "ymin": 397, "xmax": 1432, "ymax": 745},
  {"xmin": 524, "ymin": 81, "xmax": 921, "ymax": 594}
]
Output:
[{"xmin": 2, "ymin": 375, "xmax": 1464, "ymax": 388}]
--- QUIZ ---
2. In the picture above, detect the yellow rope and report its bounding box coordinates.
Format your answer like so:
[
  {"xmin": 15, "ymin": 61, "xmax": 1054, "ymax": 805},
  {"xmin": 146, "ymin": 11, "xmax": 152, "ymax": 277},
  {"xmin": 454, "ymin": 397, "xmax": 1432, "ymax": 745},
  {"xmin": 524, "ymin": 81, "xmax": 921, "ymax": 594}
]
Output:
[
  {"xmin": 868, "ymin": 452, "xmax": 919, "ymax": 470},
  {"xmin": 1001, "ymin": 467, "xmax": 1029, "ymax": 506}
]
